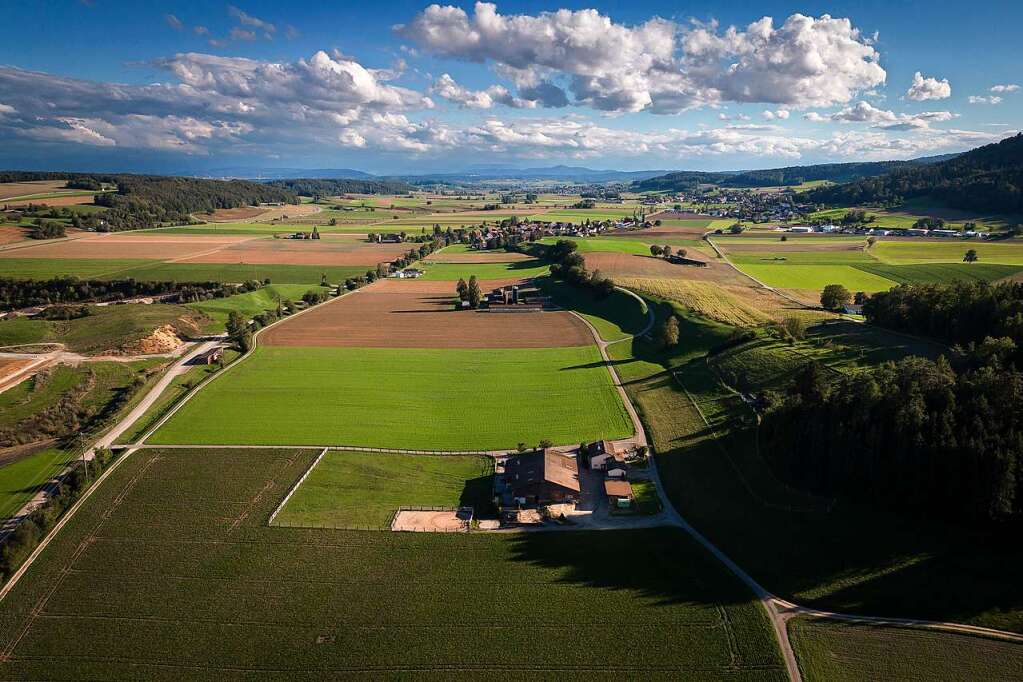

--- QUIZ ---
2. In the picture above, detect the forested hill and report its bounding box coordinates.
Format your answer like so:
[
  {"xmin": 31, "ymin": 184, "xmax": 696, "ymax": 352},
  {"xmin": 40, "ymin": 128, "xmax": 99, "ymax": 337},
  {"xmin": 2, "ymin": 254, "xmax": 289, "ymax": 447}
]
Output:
[
  {"xmin": 805, "ymin": 134, "xmax": 1023, "ymax": 213},
  {"xmin": 630, "ymin": 156, "xmax": 952, "ymax": 192},
  {"xmin": 267, "ymin": 178, "xmax": 412, "ymax": 196}
]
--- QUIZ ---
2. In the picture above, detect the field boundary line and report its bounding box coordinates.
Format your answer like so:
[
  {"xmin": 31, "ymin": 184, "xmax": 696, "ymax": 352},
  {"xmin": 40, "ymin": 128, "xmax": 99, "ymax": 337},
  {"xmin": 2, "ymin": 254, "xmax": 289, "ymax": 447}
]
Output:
[{"xmin": 268, "ymin": 448, "xmax": 327, "ymax": 526}]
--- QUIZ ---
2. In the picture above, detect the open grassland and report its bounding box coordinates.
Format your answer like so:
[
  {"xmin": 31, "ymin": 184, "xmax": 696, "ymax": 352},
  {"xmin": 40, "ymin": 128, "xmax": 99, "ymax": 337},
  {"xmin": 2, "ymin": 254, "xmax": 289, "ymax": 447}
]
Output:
[
  {"xmin": 0, "ymin": 447, "xmax": 785, "ymax": 679},
  {"xmin": 149, "ymin": 346, "xmax": 633, "ymax": 450},
  {"xmin": 873, "ymin": 239, "xmax": 1023, "ymax": 264},
  {"xmin": 415, "ymin": 259, "xmax": 549, "ymax": 281},
  {"xmin": 736, "ymin": 264, "xmax": 898, "ymax": 291},
  {"xmin": 853, "ymin": 261, "xmax": 1023, "ymax": 284},
  {"xmin": 187, "ymin": 285, "xmax": 328, "ymax": 331},
  {"xmin": 275, "ymin": 451, "xmax": 494, "ymax": 529},
  {"xmin": 538, "ymin": 237, "xmax": 654, "ymax": 255},
  {"xmin": 788, "ymin": 618, "xmax": 1023, "ymax": 681},
  {"xmin": 615, "ymin": 278, "xmax": 770, "ymax": 327},
  {"xmin": 0, "ymin": 258, "xmax": 154, "ymax": 280},
  {"xmin": 424, "ymin": 243, "xmax": 532, "ymax": 263},
  {"xmin": 0, "ymin": 304, "xmax": 209, "ymax": 354}
]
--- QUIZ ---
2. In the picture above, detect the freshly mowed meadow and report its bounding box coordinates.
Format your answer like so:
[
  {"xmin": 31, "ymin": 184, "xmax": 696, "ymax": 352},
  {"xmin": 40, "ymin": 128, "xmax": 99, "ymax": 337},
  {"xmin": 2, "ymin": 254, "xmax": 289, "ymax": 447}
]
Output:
[
  {"xmin": 416, "ymin": 259, "xmax": 549, "ymax": 281},
  {"xmin": 854, "ymin": 262, "xmax": 1023, "ymax": 284},
  {"xmin": 275, "ymin": 451, "xmax": 494, "ymax": 528},
  {"xmin": 788, "ymin": 618, "xmax": 1023, "ymax": 681},
  {"xmin": 188, "ymin": 284, "xmax": 329, "ymax": 331},
  {"xmin": 737, "ymin": 264, "xmax": 898, "ymax": 291},
  {"xmin": 538, "ymin": 237, "xmax": 653, "ymax": 255},
  {"xmin": 149, "ymin": 345, "xmax": 633, "ymax": 449},
  {"xmin": 872, "ymin": 240, "xmax": 1023, "ymax": 264},
  {"xmin": 115, "ymin": 261, "xmax": 366, "ymax": 285},
  {"xmin": 0, "ymin": 447, "xmax": 785, "ymax": 679}
]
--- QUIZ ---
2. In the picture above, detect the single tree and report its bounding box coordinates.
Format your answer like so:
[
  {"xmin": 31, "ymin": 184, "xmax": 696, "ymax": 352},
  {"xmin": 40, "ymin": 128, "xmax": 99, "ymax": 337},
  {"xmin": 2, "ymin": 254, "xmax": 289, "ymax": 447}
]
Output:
[
  {"xmin": 467, "ymin": 275, "xmax": 482, "ymax": 309},
  {"xmin": 649, "ymin": 245, "xmax": 663, "ymax": 257},
  {"xmin": 676, "ymin": 247, "xmax": 688, "ymax": 259},
  {"xmin": 658, "ymin": 315, "xmax": 681, "ymax": 348},
  {"xmin": 782, "ymin": 317, "xmax": 806, "ymax": 341},
  {"xmin": 456, "ymin": 278, "xmax": 469, "ymax": 301},
  {"xmin": 964, "ymin": 249, "xmax": 979, "ymax": 263},
  {"xmin": 226, "ymin": 310, "xmax": 246, "ymax": 339},
  {"xmin": 662, "ymin": 245, "xmax": 671, "ymax": 258},
  {"xmin": 820, "ymin": 283, "xmax": 852, "ymax": 311}
]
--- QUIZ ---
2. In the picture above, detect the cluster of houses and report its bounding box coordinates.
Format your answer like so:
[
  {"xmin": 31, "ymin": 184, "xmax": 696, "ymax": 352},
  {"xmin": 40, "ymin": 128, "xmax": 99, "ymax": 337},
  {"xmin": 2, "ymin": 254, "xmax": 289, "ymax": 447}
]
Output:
[
  {"xmin": 785, "ymin": 225, "xmax": 986, "ymax": 239},
  {"xmin": 467, "ymin": 216, "xmax": 653, "ymax": 250},
  {"xmin": 496, "ymin": 441, "xmax": 641, "ymax": 514}
]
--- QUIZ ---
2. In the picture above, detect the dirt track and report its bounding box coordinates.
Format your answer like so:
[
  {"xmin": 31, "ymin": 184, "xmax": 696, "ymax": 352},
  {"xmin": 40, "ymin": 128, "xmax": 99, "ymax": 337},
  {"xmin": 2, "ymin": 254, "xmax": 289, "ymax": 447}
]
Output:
[{"xmin": 261, "ymin": 280, "xmax": 593, "ymax": 348}]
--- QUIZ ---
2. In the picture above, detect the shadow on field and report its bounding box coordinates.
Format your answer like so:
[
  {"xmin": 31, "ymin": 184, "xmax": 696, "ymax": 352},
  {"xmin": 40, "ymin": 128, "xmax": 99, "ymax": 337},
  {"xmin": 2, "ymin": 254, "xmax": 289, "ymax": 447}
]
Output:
[{"xmin": 504, "ymin": 526, "xmax": 754, "ymax": 608}]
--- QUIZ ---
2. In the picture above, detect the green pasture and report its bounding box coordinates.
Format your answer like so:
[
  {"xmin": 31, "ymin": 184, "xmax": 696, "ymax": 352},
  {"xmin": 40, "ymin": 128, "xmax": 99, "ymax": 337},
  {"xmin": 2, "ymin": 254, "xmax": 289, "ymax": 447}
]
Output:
[
  {"xmin": 737, "ymin": 264, "xmax": 898, "ymax": 291},
  {"xmin": 0, "ymin": 448, "xmax": 72, "ymax": 521},
  {"xmin": 0, "ymin": 447, "xmax": 784, "ymax": 678},
  {"xmin": 187, "ymin": 285, "xmax": 328, "ymax": 331},
  {"xmin": 854, "ymin": 262, "xmax": 1023, "ymax": 284},
  {"xmin": 729, "ymin": 251, "xmax": 872, "ymax": 266},
  {"xmin": 415, "ymin": 259, "xmax": 549, "ymax": 281},
  {"xmin": 0, "ymin": 257, "xmax": 154, "ymax": 280},
  {"xmin": 275, "ymin": 451, "xmax": 494, "ymax": 528},
  {"xmin": 114, "ymin": 261, "xmax": 366, "ymax": 285},
  {"xmin": 149, "ymin": 345, "xmax": 633, "ymax": 450},
  {"xmin": 538, "ymin": 237, "xmax": 652, "ymax": 255},
  {"xmin": 872, "ymin": 240, "xmax": 1023, "ymax": 264}
]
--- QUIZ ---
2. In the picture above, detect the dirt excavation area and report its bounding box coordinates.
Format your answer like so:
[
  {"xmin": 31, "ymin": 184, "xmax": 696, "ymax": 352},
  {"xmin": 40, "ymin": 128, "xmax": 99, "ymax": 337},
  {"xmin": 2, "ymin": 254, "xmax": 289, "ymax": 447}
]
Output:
[{"xmin": 261, "ymin": 279, "xmax": 594, "ymax": 349}]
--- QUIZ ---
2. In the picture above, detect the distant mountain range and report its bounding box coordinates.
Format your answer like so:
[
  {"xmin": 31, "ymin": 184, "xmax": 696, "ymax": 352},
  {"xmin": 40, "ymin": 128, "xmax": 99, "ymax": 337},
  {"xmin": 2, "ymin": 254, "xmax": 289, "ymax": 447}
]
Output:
[
  {"xmin": 207, "ymin": 167, "xmax": 374, "ymax": 180},
  {"xmin": 205, "ymin": 165, "xmax": 668, "ymax": 183}
]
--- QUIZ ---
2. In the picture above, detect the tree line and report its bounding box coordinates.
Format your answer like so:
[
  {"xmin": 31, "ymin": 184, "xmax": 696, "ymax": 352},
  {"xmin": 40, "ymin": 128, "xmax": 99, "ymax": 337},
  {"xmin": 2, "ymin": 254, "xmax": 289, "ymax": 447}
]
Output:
[
  {"xmin": 266, "ymin": 178, "xmax": 412, "ymax": 196},
  {"xmin": 532, "ymin": 239, "xmax": 615, "ymax": 298},
  {"xmin": 0, "ymin": 276, "xmax": 250, "ymax": 311}
]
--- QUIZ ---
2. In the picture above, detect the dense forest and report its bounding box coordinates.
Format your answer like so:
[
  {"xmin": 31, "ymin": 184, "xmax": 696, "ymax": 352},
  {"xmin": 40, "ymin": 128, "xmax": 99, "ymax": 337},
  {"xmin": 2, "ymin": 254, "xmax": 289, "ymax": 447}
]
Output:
[
  {"xmin": 266, "ymin": 178, "xmax": 412, "ymax": 196},
  {"xmin": 862, "ymin": 280, "xmax": 1023, "ymax": 354},
  {"xmin": 760, "ymin": 356, "xmax": 1021, "ymax": 524},
  {"xmin": 630, "ymin": 157, "xmax": 951, "ymax": 192},
  {"xmin": 806, "ymin": 134, "xmax": 1023, "ymax": 213}
]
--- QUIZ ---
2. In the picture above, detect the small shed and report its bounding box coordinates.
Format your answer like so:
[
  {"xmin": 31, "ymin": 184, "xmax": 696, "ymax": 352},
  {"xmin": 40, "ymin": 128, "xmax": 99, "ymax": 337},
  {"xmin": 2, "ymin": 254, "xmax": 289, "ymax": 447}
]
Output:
[{"xmin": 604, "ymin": 479, "xmax": 634, "ymax": 508}]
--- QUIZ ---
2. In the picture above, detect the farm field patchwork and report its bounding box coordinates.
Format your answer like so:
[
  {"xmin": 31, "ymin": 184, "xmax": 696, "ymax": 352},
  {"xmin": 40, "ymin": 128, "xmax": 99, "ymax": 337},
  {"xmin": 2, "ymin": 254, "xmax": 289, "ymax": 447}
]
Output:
[
  {"xmin": 736, "ymin": 264, "xmax": 898, "ymax": 291},
  {"xmin": 615, "ymin": 277, "xmax": 770, "ymax": 327},
  {"xmin": 274, "ymin": 450, "xmax": 494, "ymax": 529},
  {"xmin": 788, "ymin": 618, "xmax": 1023, "ymax": 681},
  {"xmin": 148, "ymin": 345, "xmax": 633, "ymax": 450},
  {"xmin": 0, "ymin": 447, "xmax": 785, "ymax": 679},
  {"xmin": 872, "ymin": 239, "xmax": 1023, "ymax": 264}
]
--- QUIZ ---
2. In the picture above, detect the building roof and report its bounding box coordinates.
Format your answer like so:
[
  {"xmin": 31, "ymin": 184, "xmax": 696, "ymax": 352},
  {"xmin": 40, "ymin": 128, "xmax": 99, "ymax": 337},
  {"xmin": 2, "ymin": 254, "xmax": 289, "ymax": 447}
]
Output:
[
  {"xmin": 604, "ymin": 479, "xmax": 633, "ymax": 498},
  {"xmin": 504, "ymin": 450, "xmax": 580, "ymax": 493}
]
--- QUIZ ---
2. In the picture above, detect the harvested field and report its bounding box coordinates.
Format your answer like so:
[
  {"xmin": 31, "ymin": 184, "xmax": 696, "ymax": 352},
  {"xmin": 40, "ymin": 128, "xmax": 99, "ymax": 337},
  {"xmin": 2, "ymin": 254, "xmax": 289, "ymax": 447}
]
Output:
[
  {"xmin": 0, "ymin": 234, "xmax": 255, "ymax": 261},
  {"xmin": 2, "ymin": 194, "xmax": 95, "ymax": 208},
  {"xmin": 616, "ymin": 278, "xmax": 770, "ymax": 327},
  {"xmin": 584, "ymin": 252, "xmax": 747, "ymax": 284},
  {"xmin": 206, "ymin": 206, "xmax": 270, "ymax": 221},
  {"xmin": 261, "ymin": 282, "xmax": 593, "ymax": 348},
  {"xmin": 179, "ymin": 237, "xmax": 411, "ymax": 266},
  {"xmin": 0, "ymin": 180, "xmax": 68, "ymax": 200},
  {"xmin": 0, "ymin": 226, "xmax": 28, "ymax": 245}
]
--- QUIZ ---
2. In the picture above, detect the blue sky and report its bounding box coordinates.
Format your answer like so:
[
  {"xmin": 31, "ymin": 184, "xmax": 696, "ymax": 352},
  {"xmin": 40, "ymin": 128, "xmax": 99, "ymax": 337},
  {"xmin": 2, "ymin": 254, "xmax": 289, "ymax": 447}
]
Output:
[{"xmin": 0, "ymin": 1, "xmax": 1019, "ymax": 174}]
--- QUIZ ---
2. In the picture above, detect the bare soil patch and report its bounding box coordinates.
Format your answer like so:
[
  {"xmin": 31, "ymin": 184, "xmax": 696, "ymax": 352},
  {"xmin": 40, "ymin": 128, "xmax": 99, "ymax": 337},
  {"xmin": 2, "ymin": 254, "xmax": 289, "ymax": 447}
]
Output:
[
  {"xmin": 3, "ymin": 195, "xmax": 95, "ymax": 208},
  {"xmin": 585, "ymin": 252, "xmax": 746, "ymax": 285},
  {"xmin": 0, "ymin": 180, "xmax": 68, "ymax": 200},
  {"xmin": 262, "ymin": 281, "xmax": 592, "ymax": 349},
  {"xmin": 0, "ymin": 357, "xmax": 34, "ymax": 383},
  {"xmin": 0, "ymin": 234, "xmax": 252, "ymax": 261},
  {"xmin": 0, "ymin": 226, "xmax": 28, "ymax": 245},
  {"xmin": 207, "ymin": 206, "xmax": 269, "ymax": 222},
  {"xmin": 390, "ymin": 510, "xmax": 468, "ymax": 532}
]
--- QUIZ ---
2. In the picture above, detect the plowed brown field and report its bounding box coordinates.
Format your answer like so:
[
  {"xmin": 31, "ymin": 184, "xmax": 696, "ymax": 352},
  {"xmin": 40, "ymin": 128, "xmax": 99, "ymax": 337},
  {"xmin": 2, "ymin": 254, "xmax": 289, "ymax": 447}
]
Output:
[
  {"xmin": 179, "ymin": 238, "xmax": 411, "ymax": 266},
  {"xmin": 0, "ymin": 227, "xmax": 27, "ymax": 245},
  {"xmin": 425, "ymin": 251, "xmax": 532, "ymax": 263},
  {"xmin": 261, "ymin": 280, "xmax": 592, "ymax": 348},
  {"xmin": 0, "ymin": 234, "xmax": 256, "ymax": 260},
  {"xmin": 584, "ymin": 252, "xmax": 747, "ymax": 284}
]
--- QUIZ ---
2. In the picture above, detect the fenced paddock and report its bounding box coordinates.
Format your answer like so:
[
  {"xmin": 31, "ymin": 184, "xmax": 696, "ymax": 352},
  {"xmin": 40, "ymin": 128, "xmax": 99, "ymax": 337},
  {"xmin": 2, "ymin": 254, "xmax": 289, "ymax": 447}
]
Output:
[{"xmin": 390, "ymin": 506, "xmax": 474, "ymax": 533}]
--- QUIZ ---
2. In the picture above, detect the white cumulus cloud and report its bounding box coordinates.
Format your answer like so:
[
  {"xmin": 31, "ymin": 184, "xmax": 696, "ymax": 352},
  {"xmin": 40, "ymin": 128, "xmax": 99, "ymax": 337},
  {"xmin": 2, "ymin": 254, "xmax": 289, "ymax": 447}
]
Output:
[
  {"xmin": 990, "ymin": 84, "xmax": 1019, "ymax": 93},
  {"xmin": 906, "ymin": 71, "xmax": 951, "ymax": 101}
]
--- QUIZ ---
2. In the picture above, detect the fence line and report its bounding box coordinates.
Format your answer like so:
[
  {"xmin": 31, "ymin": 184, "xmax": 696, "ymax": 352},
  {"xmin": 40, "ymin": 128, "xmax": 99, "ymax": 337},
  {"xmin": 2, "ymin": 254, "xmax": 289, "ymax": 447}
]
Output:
[{"xmin": 267, "ymin": 447, "xmax": 328, "ymax": 526}]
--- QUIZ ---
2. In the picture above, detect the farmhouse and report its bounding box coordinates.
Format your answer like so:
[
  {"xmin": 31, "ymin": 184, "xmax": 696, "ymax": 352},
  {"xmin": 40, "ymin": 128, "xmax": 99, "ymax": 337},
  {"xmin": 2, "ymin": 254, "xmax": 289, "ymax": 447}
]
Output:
[
  {"xmin": 604, "ymin": 479, "xmax": 634, "ymax": 509},
  {"xmin": 194, "ymin": 347, "xmax": 224, "ymax": 365},
  {"xmin": 392, "ymin": 268, "xmax": 424, "ymax": 279},
  {"xmin": 585, "ymin": 439, "xmax": 620, "ymax": 470},
  {"xmin": 501, "ymin": 450, "xmax": 581, "ymax": 507},
  {"xmin": 484, "ymin": 284, "xmax": 550, "ymax": 310}
]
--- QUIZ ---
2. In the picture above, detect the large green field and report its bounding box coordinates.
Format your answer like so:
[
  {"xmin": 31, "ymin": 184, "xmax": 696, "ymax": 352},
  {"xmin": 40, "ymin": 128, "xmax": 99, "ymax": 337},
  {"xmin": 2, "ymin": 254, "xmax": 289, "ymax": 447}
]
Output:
[
  {"xmin": 873, "ymin": 239, "xmax": 1023, "ymax": 264},
  {"xmin": 275, "ymin": 451, "xmax": 494, "ymax": 528},
  {"xmin": 0, "ymin": 448, "xmax": 71, "ymax": 521},
  {"xmin": 737, "ymin": 263, "xmax": 898, "ymax": 291},
  {"xmin": 0, "ymin": 447, "xmax": 786, "ymax": 679},
  {"xmin": 538, "ymin": 236, "xmax": 653, "ymax": 255},
  {"xmin": 149, "ymin": 345, "xmax": 633, "ymax": 449},
  {"xmin": 0, "ymin": 257, "xmax": 153, "ymax": 280},
  {"xmin": 415, "ymin": 259, "xmax": 550, "ymax": 281},
  {"xmin": 788, "ymin": 618, "xmax": 1023, "ymax": 681}
]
